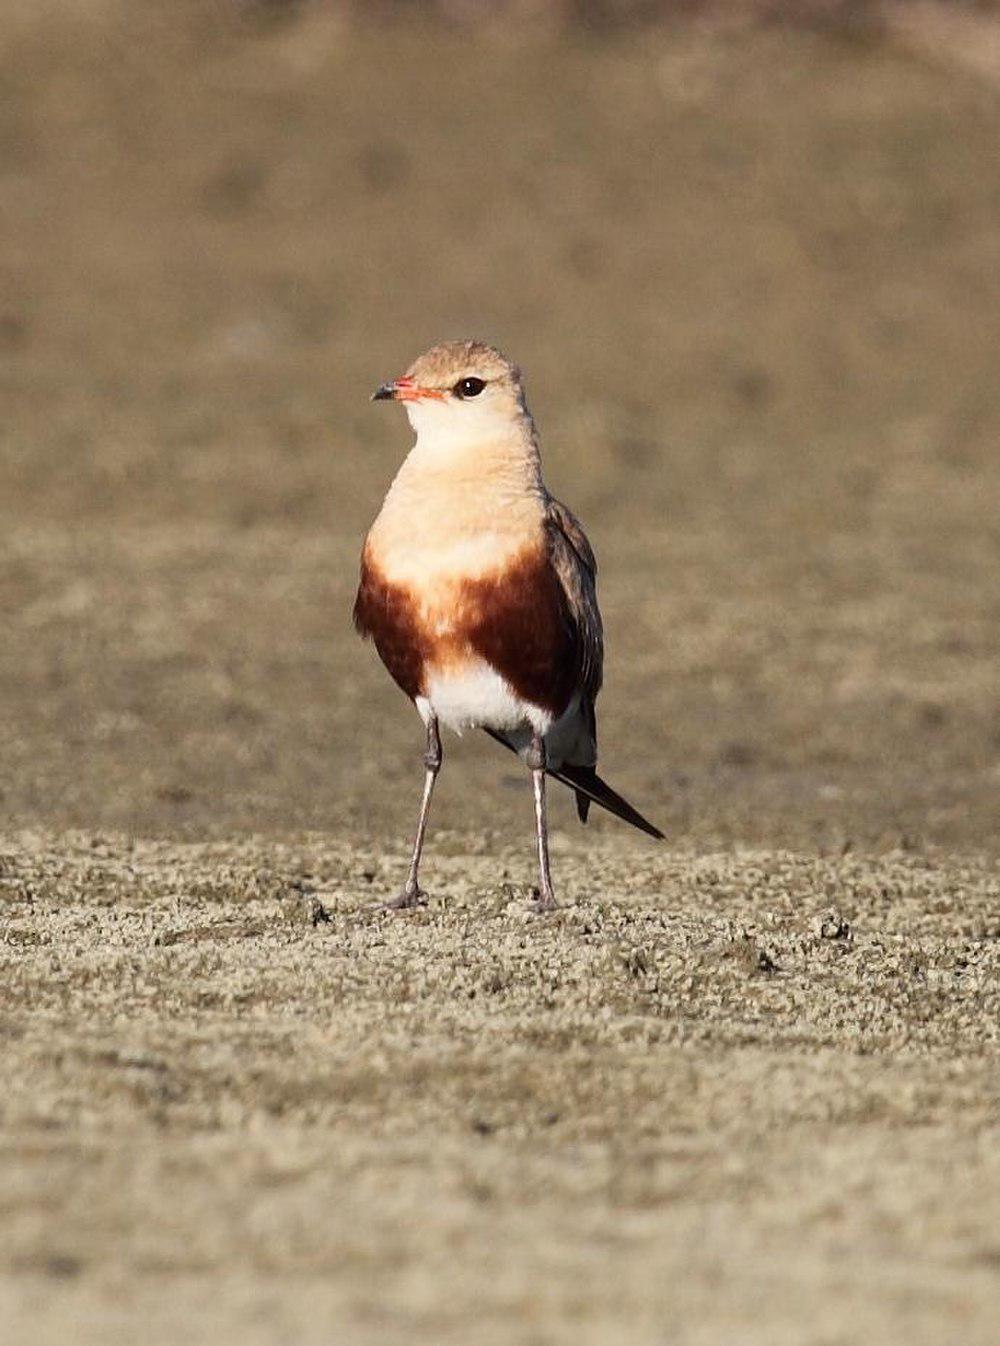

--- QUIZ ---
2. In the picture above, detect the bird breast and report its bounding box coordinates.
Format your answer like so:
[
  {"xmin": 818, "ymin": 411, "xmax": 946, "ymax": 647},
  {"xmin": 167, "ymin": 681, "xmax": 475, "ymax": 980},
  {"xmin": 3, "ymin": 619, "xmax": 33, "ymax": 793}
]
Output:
[
  {"xmin": 355, "ymin": 442, "xmax": 577, "ymax": 722},
  {"xmin": 354, "ymin": 535, "xmax": 578, "ymax": 723}
]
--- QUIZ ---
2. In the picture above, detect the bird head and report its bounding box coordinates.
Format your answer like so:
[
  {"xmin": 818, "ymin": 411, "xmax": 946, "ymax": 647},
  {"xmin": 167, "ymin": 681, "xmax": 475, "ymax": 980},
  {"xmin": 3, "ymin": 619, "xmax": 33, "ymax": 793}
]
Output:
[{"xmin": 371, "ymin": 340, "xmax": 529, "ymax": 447}]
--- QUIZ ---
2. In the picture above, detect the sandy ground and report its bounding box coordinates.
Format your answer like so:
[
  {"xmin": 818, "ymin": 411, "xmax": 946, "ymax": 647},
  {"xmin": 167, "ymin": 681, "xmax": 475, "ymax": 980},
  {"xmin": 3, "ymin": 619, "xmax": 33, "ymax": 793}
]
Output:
[
  {"xmin": 2, "ymin": 4, "xmax": 1000, "ymax": 1342},
  {"xmin": 2, "ymin": 831, "xmax": 1000, "ymax": 1345}
]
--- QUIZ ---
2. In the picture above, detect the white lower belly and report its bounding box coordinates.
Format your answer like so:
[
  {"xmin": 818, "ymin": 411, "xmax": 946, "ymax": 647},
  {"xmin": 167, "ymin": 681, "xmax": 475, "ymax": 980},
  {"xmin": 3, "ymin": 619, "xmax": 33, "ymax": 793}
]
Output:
[
  {"xmin": 416, "ymin": 661, "xmax": 552, "ymax": 737},
  {"xmin": 498, "ymin": 691, "xmax": 595, "ymax": 770}
]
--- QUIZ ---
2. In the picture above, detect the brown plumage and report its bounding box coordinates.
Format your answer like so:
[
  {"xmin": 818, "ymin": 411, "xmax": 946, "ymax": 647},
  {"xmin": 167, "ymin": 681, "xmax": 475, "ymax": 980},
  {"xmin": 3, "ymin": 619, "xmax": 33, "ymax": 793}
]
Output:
[
  {"xmin": 355, "ymin": 340, "xmax": 662, "ymax": 912},
  {"xmin": 354, "ymin": 535, "xmax": 581, "ymax": 718}
]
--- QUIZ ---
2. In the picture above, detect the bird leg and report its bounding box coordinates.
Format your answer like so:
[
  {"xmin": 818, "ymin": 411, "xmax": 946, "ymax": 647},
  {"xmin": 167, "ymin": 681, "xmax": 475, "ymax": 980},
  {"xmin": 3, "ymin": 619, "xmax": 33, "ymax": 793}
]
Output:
[
  {"xmin": 376, "ymin": 716, "xmax": 441, "ymax": 912},
  {"xmin": 526, "ymin": 731, "xmax": 557, "ymax": 912}
]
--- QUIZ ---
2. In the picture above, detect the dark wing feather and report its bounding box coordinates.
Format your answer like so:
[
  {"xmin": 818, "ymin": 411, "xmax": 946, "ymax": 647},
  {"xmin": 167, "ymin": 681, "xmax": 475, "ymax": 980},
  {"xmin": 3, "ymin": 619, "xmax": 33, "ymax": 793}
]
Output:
[
  {"xmin": 544, "ymin": 497, "xmax": 603, "ymax": 709},
  {"xmin": 542, "ymin": 498, "xmax": 604, "ymax": 823}
]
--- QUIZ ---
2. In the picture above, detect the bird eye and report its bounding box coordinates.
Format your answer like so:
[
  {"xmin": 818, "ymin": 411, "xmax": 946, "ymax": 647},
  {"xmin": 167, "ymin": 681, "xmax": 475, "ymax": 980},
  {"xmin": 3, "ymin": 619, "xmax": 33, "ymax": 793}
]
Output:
[{"xmin": 454, "ymin": 376, "xmax": 486, "ymax": 399}]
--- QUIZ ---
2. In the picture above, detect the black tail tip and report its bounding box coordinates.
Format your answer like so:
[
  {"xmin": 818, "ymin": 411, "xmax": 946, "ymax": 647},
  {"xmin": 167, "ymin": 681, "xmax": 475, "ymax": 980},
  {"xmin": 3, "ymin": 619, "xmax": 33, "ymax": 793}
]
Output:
[
  {"xmin": 624, "ymin": 813, "xmax": 666, "ymax": 841},
  {"xmin": 560, "ymin": 764, "xmax": 664, "ymax": 841}
]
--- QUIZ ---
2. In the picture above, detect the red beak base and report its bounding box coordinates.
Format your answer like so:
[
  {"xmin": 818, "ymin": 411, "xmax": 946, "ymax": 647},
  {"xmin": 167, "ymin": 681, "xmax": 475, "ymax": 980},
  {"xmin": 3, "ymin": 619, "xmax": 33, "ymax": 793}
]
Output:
[{"xmin": 371, "ymin": 375, "xmax": 445, "ymax": 403}]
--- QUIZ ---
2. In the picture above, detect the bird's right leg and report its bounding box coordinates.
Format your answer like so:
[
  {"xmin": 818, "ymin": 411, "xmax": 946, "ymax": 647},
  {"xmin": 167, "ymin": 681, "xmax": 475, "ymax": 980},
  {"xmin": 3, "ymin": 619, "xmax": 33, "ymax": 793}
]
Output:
[
  {"xmin": 375, "ymin": 715, "xmax": 441, "ymax": 912},
  {"xmin": 526, "ymin": 730, "xmax": 558, "ymax": 913}
]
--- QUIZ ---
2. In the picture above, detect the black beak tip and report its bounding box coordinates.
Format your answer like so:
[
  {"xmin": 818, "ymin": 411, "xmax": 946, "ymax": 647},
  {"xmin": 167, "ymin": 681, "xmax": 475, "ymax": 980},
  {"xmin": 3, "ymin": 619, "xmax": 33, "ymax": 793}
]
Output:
[{"xmin": 371, "ymin": 382, "xmax": 395, "ymax": 402}]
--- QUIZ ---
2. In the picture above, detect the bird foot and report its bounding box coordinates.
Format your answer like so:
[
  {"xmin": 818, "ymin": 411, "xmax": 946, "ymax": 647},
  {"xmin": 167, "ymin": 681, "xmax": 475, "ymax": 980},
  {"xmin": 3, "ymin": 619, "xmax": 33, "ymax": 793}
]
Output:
[
  {"xmin": 369, "ymin": 885, "xmax": 428, "ymax": 914},
  {"xmin": 528, "ymin": 886, "xmax": 559, "ymax": 915}
]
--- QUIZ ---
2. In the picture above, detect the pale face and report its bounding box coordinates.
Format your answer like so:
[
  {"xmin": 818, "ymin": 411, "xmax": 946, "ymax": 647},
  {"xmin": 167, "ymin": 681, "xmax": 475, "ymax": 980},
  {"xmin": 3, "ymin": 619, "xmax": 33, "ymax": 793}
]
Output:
[
  {"xmin": 402, "ymin": 371, "xmax": 526, "ymax": 447},
  {"xmin": 372, "ymin": 341, "xmax": 530, "ymax": 449}
]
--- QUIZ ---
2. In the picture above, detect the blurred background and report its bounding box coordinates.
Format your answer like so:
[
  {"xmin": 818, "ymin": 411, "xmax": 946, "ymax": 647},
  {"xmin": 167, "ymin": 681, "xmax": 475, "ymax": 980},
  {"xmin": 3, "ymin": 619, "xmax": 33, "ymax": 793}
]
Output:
[{"xmin": 2, "ymin": 0, "xmax": 999, "ymax": 854}]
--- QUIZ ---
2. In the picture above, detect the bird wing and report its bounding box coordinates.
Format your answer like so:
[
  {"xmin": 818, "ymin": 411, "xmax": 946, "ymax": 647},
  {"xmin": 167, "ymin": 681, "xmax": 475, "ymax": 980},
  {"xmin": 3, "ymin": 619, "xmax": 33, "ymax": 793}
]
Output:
[
  {"xmin": 486, "ymin": 501, "xmax": 650, "ymax": 833},
  {"xmin": 544, "ymin": 496, "xmax": 603, "ymax": 712}
]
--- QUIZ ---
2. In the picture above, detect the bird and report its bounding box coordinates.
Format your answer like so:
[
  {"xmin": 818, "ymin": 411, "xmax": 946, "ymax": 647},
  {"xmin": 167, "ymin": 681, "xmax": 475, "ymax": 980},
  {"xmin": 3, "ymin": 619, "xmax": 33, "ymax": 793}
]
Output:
[{"xmin": 354, "ymin": 340, "xmax": 663, "ymax": 912}]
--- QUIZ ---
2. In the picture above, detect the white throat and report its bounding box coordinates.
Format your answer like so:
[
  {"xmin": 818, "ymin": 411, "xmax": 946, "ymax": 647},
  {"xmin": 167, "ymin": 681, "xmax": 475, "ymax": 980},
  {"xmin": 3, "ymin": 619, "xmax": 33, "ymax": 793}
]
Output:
[{"xmin": 403, "ymin": 398, "xmax": 535, "ymax": 464}]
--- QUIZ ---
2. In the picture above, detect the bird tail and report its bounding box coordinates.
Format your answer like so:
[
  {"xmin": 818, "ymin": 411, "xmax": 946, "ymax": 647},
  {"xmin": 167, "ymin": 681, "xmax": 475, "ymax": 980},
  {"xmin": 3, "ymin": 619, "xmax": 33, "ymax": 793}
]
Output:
[
  {"xmin": 484, "ymin": 730, "xmax": 664, "ymax": 840},
  {"xmin": 551, "ymin": 762, "xmax": 664, "ymax": 840}
]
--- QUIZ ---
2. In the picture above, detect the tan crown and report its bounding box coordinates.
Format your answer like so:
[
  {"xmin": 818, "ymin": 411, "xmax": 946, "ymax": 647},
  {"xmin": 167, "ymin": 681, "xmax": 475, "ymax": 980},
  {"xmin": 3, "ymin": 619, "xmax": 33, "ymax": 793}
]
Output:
[{"xmin": 405, "ymin": 340, "xmax": 521, "ymax": 392}]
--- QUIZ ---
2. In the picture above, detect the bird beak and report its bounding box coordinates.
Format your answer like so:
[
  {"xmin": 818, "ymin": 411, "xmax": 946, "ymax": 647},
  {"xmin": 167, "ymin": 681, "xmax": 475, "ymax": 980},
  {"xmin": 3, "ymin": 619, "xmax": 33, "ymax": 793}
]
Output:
[{"xmin": 371, "ymin": 376, "xmax": 445, "ymax": 404}]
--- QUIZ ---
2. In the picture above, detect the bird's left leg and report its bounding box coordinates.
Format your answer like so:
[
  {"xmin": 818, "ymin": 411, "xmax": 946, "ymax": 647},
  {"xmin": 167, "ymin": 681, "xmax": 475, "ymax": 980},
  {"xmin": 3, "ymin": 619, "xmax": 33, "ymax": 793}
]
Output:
[
  {"xmin": 375, "ymin": 715, "xmax": 441, "ymax": 912},
  {"xmin": 526, "ymin": 730, "xmax": 557, "ymax": 913}
]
